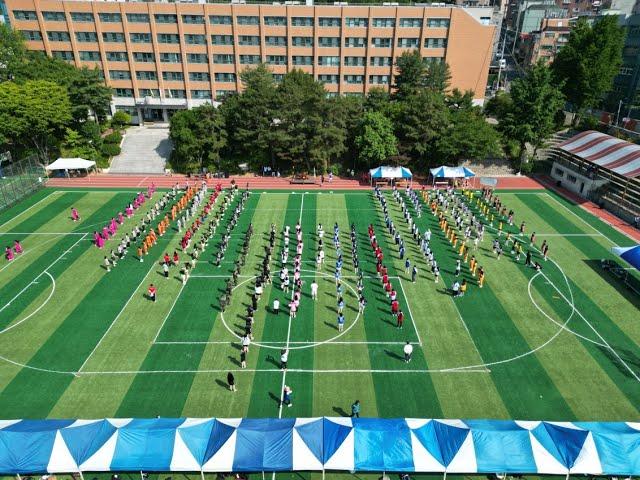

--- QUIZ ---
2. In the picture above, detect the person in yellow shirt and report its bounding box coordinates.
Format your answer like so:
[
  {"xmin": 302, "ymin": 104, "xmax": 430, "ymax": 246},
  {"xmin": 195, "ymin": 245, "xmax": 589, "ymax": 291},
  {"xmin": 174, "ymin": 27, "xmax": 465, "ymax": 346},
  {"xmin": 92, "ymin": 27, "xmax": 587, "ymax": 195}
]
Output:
[
  {"xmin": 478, "ymin": 267, "xmax": 485, "ymax": 288},
  {"xmin": 470, "ymin": 256, "xmax": 477, "ymax": 276}
]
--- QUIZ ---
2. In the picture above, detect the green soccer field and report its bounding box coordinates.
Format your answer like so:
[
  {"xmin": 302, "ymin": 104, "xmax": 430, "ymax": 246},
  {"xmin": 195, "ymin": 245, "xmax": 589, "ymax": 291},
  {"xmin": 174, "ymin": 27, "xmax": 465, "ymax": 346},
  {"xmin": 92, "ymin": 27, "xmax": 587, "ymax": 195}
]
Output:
[{"xmin": 0, "ymin": 186, "xmax": 638, "ymax": 426}]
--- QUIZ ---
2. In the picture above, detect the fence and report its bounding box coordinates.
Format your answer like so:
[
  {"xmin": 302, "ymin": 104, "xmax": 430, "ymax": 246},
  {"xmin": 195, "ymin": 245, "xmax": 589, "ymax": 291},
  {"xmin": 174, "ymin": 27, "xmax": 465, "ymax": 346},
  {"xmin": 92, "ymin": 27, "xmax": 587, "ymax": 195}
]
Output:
[{"xmin": 0, "ymin": 154, "xmax": 46, "ymax": 211}]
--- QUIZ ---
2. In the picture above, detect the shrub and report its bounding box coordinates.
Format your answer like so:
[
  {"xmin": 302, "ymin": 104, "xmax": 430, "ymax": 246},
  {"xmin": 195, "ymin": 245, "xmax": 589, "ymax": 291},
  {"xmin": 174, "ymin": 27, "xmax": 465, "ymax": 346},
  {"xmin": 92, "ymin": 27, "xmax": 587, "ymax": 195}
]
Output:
[
  {"xmin": 103, "ymin": 131, "xmax": 122, "ymax": 145},
  {"xmin": 101, "ymin": 143, "xmax": 121, "ymax": 157},
  {"xmin": 111, "ymin": 111, "xmax": 131, "ymax": 130}
]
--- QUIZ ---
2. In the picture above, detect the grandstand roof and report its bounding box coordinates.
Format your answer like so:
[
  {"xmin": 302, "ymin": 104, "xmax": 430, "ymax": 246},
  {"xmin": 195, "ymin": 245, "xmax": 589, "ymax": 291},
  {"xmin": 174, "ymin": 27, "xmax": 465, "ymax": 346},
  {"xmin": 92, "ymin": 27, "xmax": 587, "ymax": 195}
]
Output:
[{"xmin": 558, "ymin": 130, "xmax": 640, "ymax": 178}]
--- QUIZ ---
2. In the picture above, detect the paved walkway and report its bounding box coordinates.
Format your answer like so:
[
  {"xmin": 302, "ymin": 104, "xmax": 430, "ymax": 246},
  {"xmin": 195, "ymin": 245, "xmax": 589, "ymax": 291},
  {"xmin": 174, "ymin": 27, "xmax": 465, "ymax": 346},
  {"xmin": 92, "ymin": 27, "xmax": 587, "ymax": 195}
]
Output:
[{"xmin": 109, "ymin": 127, "xmax": 172, "ymax": 174}]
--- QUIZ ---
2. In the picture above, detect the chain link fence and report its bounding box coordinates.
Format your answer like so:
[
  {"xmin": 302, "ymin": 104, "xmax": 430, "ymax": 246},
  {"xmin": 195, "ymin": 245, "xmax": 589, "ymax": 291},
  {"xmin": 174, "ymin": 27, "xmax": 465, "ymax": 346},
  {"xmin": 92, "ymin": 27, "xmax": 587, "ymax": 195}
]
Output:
[{"xmin": 0, "ymin": 153, "xmax": 47, "ymax": 211}]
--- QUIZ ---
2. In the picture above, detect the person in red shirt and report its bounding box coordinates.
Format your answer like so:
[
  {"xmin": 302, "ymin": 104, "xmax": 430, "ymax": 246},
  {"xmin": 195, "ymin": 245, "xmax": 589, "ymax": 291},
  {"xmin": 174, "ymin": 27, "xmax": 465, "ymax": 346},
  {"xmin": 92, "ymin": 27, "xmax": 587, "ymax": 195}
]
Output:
[
  {"xmin": 385, "ymin": 282, "xmax": 392, "ymax": 296},
  {"xmin": 391, "ymin": 299, "xmax": 399, "ymax": 316},
  {"xmin": 382, "ymin": 273, "xmax": 389, "ymax": 286},
  {"xmin": 376, "ymin": 263, "xmax": 382, "ymax": 275},
  {"xmin": 163, "ymin": 253, "xmax": 170, "ymax": 265},
  {"xmin": 396, "ymin": 310, "xmax": 404, "ymax": 329},
  {"xmin": 148, "ymin": 284, "xmax": 157, "ymax": 302},
  {"xmin": 380, "ymin": 265, "xmax": 388, "ymax": 277}
]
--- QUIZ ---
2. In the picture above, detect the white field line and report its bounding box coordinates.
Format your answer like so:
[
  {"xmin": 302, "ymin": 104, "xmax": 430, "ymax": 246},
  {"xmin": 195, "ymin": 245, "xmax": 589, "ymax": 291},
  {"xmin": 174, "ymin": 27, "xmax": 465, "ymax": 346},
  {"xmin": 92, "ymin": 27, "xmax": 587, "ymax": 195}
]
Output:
[
  {"xmin": 79, "ymin": 367, "xmax": 491, "ymax": 375},
  {"xmin": 76, "ymin": 253, "xmax": 172, "ymax": 374},
  {"xmin": 136, "ymin": 176, "xmax": 149, "ymax": 188},
  {"xmin": 0, "ymin": 233, "xmax": 87, "ymax": 315},
  {"xmin": 0, "ymin": 235, "xmax": 65, "ymax": 275},
  {"xmin": 535, "ymin": 233, "xmax": 603, "ymax": 237},
  {"xmin": 544, "ymin": 192, "xmax": 620, "ymax": 246},
  {"xmin": 190, "ymin": 274, "xmax": 399, "ymax": 279},
  {"xmin": 0, "ymin": 272, "xmax": 55, "ymax": 335},
  {"xmin": 154, "ymin": 340, "xmax": 420, "ymax": 346},
  {"xmin": 0, "ymin": 232, "xmax": 87, "ymax": 236},
  {"xmin": 397, "ymin": 278, "xmax": 422, "ymax": 346},
  {"xmin": 0, "ymin": 190, "xmax": 59, "ymax": 231},
  {"xmin": 151, "ymin": 282, "xmax": 187, "ymax": 343},
  {"xmin": 539, "ymin": 270, "xmax": 640, "ymax": 383}
]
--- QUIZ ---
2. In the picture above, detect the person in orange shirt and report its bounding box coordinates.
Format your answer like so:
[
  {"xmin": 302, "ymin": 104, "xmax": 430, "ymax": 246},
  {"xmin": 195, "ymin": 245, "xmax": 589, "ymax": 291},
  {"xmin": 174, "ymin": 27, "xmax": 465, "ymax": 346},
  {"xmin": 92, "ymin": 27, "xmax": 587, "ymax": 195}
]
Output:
[
  {"xmin": 470, "ymin": 256, "xmax": 477, "ymax": 276},
  {"xmin": 137, "ymin": 245, "xmax": 143, "ymax": 262},
  {"xmin": 478, "ymin": 268, "xmax": 485, "ymax": 288},
  {"xmin": 452, "ymin": 233, "xmax": 457, "ymax": 248}
]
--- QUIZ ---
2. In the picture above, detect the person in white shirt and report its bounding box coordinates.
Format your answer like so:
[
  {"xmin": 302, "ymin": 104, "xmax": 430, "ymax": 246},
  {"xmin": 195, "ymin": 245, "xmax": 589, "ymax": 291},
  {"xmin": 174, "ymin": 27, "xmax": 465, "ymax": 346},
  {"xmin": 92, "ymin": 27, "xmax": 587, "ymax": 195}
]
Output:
[
  {"xmin": 310, "ymin": 280, "xmax": 318, "ymax": 300},
  {"xmin": 273, "ymin": 298, "xmax": 280, "ymax": 314},
  {"xmin": 280, "ymin": 349, "xmax": 289, "ymax": 370},
  {"xmin": 403, "ymin": 341, "xmax": 413, "ymax": 363}
]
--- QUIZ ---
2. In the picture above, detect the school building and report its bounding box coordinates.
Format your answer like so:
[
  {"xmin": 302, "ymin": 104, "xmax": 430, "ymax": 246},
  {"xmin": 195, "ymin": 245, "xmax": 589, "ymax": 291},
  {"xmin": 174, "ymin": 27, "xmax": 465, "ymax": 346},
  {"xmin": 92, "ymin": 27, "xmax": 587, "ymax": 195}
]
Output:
[{"xmin": 1, "ymin": 0, "xmax": 496, "ymax": 123}]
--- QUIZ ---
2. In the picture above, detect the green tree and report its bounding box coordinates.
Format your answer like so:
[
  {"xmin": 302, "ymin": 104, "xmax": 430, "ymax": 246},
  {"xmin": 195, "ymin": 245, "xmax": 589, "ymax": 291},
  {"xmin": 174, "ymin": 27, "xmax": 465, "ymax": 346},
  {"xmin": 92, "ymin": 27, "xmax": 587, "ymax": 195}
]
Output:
[
  {"xmin": 271, "ymin": 69, "xmax": 346, "ymax": 173},
  {"xmin": 221, "ymin": 64, "xmax": 277, "ymax": 170},
  {"xmin": 355, "ymin": 111, "xmax": 398, "ymax": 167},
  {"xmin": 110, "ymin": 111, "xmax": 131, "ymax": 130},
  {"xmin": 393, "ymin": 50, "xmax": 426, "ymax": 100},
  {"xmin": 500, "ymin": 61, "xmax": 565, "ymax": 159},
  {"xmin": 437, "ymin": 108, "xmax": 501, "ymax": 165},
  {"xmin": 169, "ymin": 105, "xmax": 227, "ymax": 173},
  {"xmin": 61, "ymin": 128, "xmax": 100, "ymax": 161},
  {"xmin": 552, "ymin": 16, "xmax": 625, "ymax": 122},
  {"xmin": 0, "ymin": 80, "xmax": 72, "ymax": 161},
  {"xmin": 0, "ymin": 23, "xmax": 27, "ymax": 82},
  {"xmin": 424, "ymin": 61, "xmax": 452, "ymax": 93},
  {"xmin": 328, "ymin": 94, "xmax": 364, "ymax": 170},
  {"xmin": 364, "ymin": 87, "xmax": 391, "ymax": 113}
]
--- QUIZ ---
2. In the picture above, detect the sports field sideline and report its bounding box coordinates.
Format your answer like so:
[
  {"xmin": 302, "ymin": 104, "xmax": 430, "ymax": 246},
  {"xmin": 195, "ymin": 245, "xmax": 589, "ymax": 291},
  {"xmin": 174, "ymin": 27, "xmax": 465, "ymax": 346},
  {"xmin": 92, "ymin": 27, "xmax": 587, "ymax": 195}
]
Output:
[{"xmin": 0, "ymin": 185, "xmax": 638, "ymax": 433}]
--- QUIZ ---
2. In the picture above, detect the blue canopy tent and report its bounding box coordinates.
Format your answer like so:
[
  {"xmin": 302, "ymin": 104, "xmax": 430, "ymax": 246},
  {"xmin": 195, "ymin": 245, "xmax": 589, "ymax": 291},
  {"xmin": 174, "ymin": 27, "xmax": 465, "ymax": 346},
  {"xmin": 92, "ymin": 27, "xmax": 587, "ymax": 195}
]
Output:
[
  {"xmin": 369, "ymin": 166, "xmax": 413, "ymax": 186},
  {"xmin": 612, "ymin": 244, "xmax": 640, "ymax": 270},
  {"xmin": 609, "ymin": 244, "xmax": 640, "ymax": 294},
  {"xmin": 0, "ymin": 418, "xmax": 638, "ymax": 476},
  {"xmin": 429, "ymin": 166, "xmax": 476, "ymax": 186}
]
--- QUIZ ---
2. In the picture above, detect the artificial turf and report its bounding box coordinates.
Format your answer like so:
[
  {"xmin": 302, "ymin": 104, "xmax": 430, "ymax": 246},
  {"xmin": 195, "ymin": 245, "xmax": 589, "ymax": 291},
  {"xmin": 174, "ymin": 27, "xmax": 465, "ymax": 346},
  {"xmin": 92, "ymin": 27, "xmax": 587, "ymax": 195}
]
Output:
[{"xmin": 0, "ymin": 186, "xmax": 638, "ymax": 437}]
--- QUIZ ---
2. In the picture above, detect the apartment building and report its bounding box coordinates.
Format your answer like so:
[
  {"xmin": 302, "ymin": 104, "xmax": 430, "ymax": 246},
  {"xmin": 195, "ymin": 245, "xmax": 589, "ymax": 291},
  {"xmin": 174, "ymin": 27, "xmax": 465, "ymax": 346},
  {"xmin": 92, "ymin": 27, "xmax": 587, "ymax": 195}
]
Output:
[
  {"xmin": 521, "ymin": 17, "xmax": 571, "ymax": 65},
  {"xmin": 2, "ymin": 0, "xmax": 495, "ymax": 122}
]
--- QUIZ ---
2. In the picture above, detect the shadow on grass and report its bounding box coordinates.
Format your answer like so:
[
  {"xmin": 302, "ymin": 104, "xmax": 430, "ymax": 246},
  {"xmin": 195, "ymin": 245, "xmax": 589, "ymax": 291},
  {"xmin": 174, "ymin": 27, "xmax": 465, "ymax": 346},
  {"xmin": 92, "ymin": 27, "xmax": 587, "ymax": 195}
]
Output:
[{"xmin": 384, "ymin": 349, "xmax": 404, "ymax": 361}]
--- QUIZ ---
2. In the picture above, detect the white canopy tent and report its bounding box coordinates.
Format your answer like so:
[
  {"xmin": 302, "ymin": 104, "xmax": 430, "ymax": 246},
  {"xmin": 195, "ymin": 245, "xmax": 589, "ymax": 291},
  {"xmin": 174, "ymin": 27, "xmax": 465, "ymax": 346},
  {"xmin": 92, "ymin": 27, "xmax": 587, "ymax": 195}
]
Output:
[{"xmin": 46, "ymin": 158, "xmax": 96, "ymax": 177}]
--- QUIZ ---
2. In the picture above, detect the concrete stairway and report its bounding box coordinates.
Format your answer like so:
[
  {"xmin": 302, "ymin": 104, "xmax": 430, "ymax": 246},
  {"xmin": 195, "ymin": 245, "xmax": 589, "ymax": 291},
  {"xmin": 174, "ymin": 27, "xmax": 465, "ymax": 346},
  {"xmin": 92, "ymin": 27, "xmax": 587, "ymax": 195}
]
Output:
[{"xmin": 109, "ymin": 127, "xmax": 172, "ymax": 174}]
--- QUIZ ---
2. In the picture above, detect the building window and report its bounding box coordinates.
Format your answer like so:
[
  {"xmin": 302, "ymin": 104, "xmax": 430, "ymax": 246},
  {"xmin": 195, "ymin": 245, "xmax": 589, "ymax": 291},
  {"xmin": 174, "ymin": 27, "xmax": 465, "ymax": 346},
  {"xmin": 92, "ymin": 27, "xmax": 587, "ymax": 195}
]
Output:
[
  {"xmin": 371, "ymin": 37, "xmax": 391, "ymax": 48},
  {"xmin": 344, "ymin": 56, "xmax": 365, "ymax": 66},
  {"xmin": 75, "ymin": 31, "xmax": 98, "ymax": 43},
  {"xmin": 114, "ymin": 88, "xmax": 133, "ymax": 97},
  {"xmin": 319, "ymin": 56, "xmax": 340, "ymax": 66},
  {"xmin": 318, "ymin": 17, "xmax": 340, "ymax": 27},
  {"xmin": 42, "ymin": 11, "xmax": 65, "ymax": 21},
  {"xmin": 291, "ymin": 17, "xmax": 313, "ymax": 26},
  {"xmin": 216, "ymin": 90, "xmax": 234, "ymax": 100},
  {"xmin": 373, "ymin": 18, "xmax": 395, "ymax": 27},
  {"xmin": 620, "ymin": 66, "xmax": 634, "ymax": 75},
  {"xmin": 102, "ymin": 32, "xmax": 125, "ymax": 43},
  {"xmin": 22, "ymin": 30, "xmax": 42, "ymax": 41},
  {"xmin": 192, "ymin": 89, "xmax": 212, "ymax": 99},
  {"xmin": 13, "ymin": 10, "xmax": 38, "ymax": 20},
  {"xmin": 190, "ymin": 72, "xmax": 210, "ymax": 81},
  {"xmin": 345, "ymin": 92, "xmax": 363, "ymax": 97},
  {"xmin": 292, "ymin": 36, "xmax": 313, "ymax": 47},
  {"xmin": 166, "ymin": 89, "xmax": 186, "ymax": 99},
  {"xmin": 318, "ymin": 74, "xmax": 338, "ymax": 84},
  {"xmin": 70, "ymin": 12, "xmax": 94, "ymax": 23},
  {"xmin": 567, "ymin": 174, "xmax": 577, "ymax": 183},
  {"xmin": 80, "ymin": 51, "xmax": 100, "ymax": 61},
  {"xmin": 133, "ymin": 52, "xmax": 154, "ymax": 63},
  {"xmin": 240, "ymin": 55, "xmax": 260, "ymax": 64},
  {"xmin": 273, "ymin": 74, "xmax": 284, "ymax": 82},
  {"xmin": 130, "ymin": 32, "xmax": 151, "ymax": 43},
  {"xmin": 344, "ymin": 74, "xmax": 364, "ymax": 84},
  {"xmin": 47, "ymin": 31, "xmax": 71, "ymax": 42},
  {"xmin": 215, "ymin": 73, "xmax": 236, "ymax": 83},
  {"xmin": 212, "ymin": 34, "xmax": 233, "ymax": 45},
  {"xmin": 239, "ymin": 35, "xmax": 260, "ymax": 46},
  {"xmin": 370, "ymin": 56, "xmax": 392, "ymax": 66},
  {"xmin": 154, "ymin": 14, "xmax": 177, "ymax": 24},
  {"xmin": 346, "ymin": 17, "xmax": 368, "ymax": 27},
  {"xmin": 126, "ymin": 13, "xmax": 149, "ymax": 23},
  {"xmin": 99, "ymin": 13, "xmax": 122, "ymax": 23},
  {"xmin": 52, "ymin": 50, "xmax": 74, "ymax": 60},
  {"xmin": 425, "ymin": 38, "xmax": 447, "ymax": 48},
  {"xmin": 162, "ymin": 71, "xmax": 184, "ymax": 81},
  {"xmin": 157, "ymin": 33, "xmax": 179, "ymax": 44},
  {"xmin": 264, "ymin": 16, "xmax": 286, "ymax": 26},
  {"xmin": 185, "ymin": 34, "xmax": 206, "ymax": 45},
  {"xmin": 554, "ymin": 168, "xmax": 564, "ymax": 177},
  {"xmin": 265, "ymin": 36, "xmax": 286, "ymax": 46},
  {"xmin": 427, "ymin": 18, "xmax": 450, "ymax": 28},
  {"xmin": 136, "ymin": 71, "xmax": 157, "ymax": 81},
  {"xmin": 139, "ymin": 88, "xmax": 159, "ymax": 97},
  {"xmin": 187, "ymin": 53, "xmax": 207, "ymax": 64},
  {"xmin": 210, "ymin": 15, "xmax": 232, "ymax": 25},
  {"xmin": 399, "ymin": 18, "xmax": 421, "ymax": 27},
  {"xmin": 213, "ymin": 54, "xmax": 234, "ymax": 64},
  {"xmin": 397, "ymin": 37, "xmax": 419, "ymax": 48},
  {"xmin": 159, "ymin": 52, "xmax": 179, "ymax": 63},
  {"xmin": 292, "ymin": 55, "xmax": 313, "ymax": 66},
  {"xmin": 369, "ymin": 75, "xmax": 389, "ymax": 84},
  {"xmin": 106, "ymin": 51, "xmax": 128, "ymax": 62},
  {"xmin": 237, "ymin": 15, "xmax": 259, "ymax": 25},
  {"xmin": 182, "ymin": 14, "xmax": 204, "ymax": 24},
  {"xmin": 345, "ymin": 37, "xmax": 366, "ymax": 48},
  {"xmin": 319, "ymin": 37, "xmax": 340, "ymax": 47},
  {"xmin": 423, "ymin": 56, "xmax": 443, "ymax": 64},
  {"xmin": 110, "ymin": 70, "xmax": 131, "ymax": 80},
  {"xmin": 267, "ymin": 55, "xmax": 286, "ymax": 65}
]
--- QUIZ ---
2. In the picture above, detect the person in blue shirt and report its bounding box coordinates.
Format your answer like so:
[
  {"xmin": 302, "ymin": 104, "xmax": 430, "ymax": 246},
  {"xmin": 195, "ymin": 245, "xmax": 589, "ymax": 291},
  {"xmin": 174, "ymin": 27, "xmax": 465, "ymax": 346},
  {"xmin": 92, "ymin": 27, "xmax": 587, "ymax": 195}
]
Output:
[
  {"xmin": 337, "ymin": 312, "xmax": 345, "ymax": 331},
  {"xmin": 351, "ymin": 400, "xmax": 361, "ymax": 418}
]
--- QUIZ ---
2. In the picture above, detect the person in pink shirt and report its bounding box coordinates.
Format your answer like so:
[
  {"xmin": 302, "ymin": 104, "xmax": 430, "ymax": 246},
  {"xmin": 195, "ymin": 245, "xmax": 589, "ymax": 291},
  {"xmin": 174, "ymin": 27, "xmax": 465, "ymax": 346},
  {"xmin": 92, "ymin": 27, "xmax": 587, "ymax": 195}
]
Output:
[
  {"xmin": 5, "ymin": 246, "xmax": 14, "ymax": 261},
  {"xmin": 71, "ymin": 207, "xmax": 80, "ymax": 222},
  {"xmin": 118, "ymin": 212, "xmax": 124, "ymax": 225},
  {"xmin": 102, "ymin": 226, "xmax": 109, "ymax": 239},
  {"xmin": 13, "ymin": 240, "xmax": 23, "ymax": 254}
]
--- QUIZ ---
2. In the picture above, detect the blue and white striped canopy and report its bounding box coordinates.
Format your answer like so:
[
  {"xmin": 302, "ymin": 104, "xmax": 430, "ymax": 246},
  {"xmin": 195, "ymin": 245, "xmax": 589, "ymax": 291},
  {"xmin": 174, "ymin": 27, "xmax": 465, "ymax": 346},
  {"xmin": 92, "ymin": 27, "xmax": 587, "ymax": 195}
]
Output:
[
  {"xmin": 370, "ymin": 166, "xmax": 413, "ymax": 179},
  {"xmin": 0, "ymin": 418, "xmax": 638, "ymax": 475},
  {"xmin": 430, "ymin": 166, "xmax": 476, "ymax": 178},
  {"xmin": 612, "ymin": 244, "xmax": 640, "ymax": 270}
]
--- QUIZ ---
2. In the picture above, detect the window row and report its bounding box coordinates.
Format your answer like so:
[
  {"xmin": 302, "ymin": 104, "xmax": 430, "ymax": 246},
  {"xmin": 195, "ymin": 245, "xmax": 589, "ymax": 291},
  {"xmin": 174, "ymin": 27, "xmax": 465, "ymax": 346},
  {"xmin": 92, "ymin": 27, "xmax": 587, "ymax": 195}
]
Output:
[
  {"xmin": 16, "ymin": 11, "xmax": 451, "ymax": 29},
  {"xmin": 113, "ymin": 87, "xmax": 216, "ymax": 99}
]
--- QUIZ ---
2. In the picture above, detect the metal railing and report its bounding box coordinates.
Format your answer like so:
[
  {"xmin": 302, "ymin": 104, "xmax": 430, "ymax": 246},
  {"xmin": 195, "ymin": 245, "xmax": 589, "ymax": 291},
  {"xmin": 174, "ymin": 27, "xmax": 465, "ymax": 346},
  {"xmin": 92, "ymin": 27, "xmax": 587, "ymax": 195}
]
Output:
[{"xmin": 0, "ymin": 154, "xmax": 46, "ymax": 212}]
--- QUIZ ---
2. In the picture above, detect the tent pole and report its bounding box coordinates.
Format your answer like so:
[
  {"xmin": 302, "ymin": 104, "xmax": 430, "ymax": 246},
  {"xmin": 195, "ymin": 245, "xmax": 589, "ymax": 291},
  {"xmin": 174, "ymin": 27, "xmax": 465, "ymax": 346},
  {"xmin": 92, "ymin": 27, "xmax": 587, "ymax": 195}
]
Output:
[
  {"xmin": 200, "ymin": 470, "xmax": 205, "ymax": 480},
  {"xmin": 79, "ymin": 471, "xmax": 85, "ymax": 480},
  {"xmin": 322, "ymin": 469, "xmax": 325, "ymax": 480},
  {"xmin": 17, "ymin": 474, "xmax": 21, "ymax": 480},
  {"xmin": 140, "ymin": 470, "xmax": 144, "ymax": 480}
]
